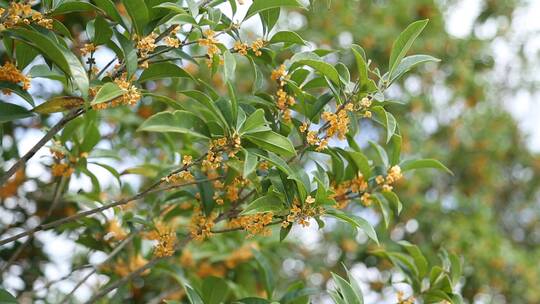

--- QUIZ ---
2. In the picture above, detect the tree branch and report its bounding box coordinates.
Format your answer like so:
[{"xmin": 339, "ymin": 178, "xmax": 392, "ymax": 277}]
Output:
[{"xmin": 1, "ymin": 108, "xmax": 85, "ymax": 186}]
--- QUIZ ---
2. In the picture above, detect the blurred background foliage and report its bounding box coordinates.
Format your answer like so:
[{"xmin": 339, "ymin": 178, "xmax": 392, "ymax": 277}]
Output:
[
  {"xmin": 293, "ymin": 0, "xmax": 540, "ymax": 303},
  {"xmin": 0, "ymin": 0, "xmax": 539, "ymax": 303}
]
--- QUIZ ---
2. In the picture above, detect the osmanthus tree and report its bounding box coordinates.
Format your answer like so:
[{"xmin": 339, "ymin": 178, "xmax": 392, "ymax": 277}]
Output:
[{"xmin": 0, "ymin": 0, "xmax": 460, "ymax": 303}]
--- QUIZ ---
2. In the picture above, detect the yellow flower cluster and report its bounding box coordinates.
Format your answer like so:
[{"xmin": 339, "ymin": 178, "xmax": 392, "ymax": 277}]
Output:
[
  {"xmin": 271, "ymin": 65, "xmax": 295, "ymax": 122},
  {"xmin": 282, "ymin": 196, "xmax": 323, "ymax": 228},
  {"xmin": 136, "ymin": 32, "xmax": 158, "ymax": 58},
  {"xmin": 250, "ymin": 38, "xmax": 265, "ymax": 56},
  {"xmin": 154, "ymin": 229, "xmax": 177, "ymax": 258},
  {"xmin": 109, "ymin": 255, "xmax": 149, "ymax": 277},
  {"xmin": 51, "ymin": 163, "xmax": 73, "ymax": 177},
  {"xmin": 92, "ymin": 74, "xmax": 141, "ymax": 110},
  {"xmin": 225, "ymin": 243, "xmax": 257, "ymax": 268},
  {"xmin": 233, "ymin": 41, "xmax": 248, "ymax": 56},
  {"xmin": 375, "ymin": 165, "xmax": 403, "ymax": 192},
  {"xmin": 0, "ymin": 2, "xmax": 53, "ymax": 29},
  {"xmin": 106, "ymin": 219, "xmax": 127, "ymax": 241},
  {"xmin": 356, "ymin": 96, "xmax": 372, "ymax": 118},
  {"xmin": 80, "ymin": 43, "xmax": 97, "ymax": 56},
  {"xmin": 0, "ymin": 169, "xmax": 24, "ymax": 199},
  {"xmin": 213, "ymin": 176, "xmax": 249, "ymax": 205},
  {"xmin": 303, "ymin": 103, "xmax": 354, "ymax": 151},
  {"xmin": 331, "ymin": 173, "xmax": 369, "ymax": 208},
  {"xmin": 202, "ymin": 135, "xmax": 241, "ymax": 171},
  {"xmin": 397, "ymin": 291, "xmax": 415, "ymax": 304},
  {"xmin": 163, "ymin": 170, "xmax": 194, "ymax": 184},
  {"xmin": 228, "ymin": 212, "xmax": 274, "ymax": 237},
  {"xmin": 322, "ymin": 103, "xmax": 354, "ymax": 140},
  {"xmin": 190, "ymin": 207, "xmax": 216, "ymax": 241},
  {"xmin": 199, "ymin": 29, "xmax": 221, "ymax": 67},
  {"xmin": 0, "ymin": 62, "xmax": 30, "ymax": 93}
]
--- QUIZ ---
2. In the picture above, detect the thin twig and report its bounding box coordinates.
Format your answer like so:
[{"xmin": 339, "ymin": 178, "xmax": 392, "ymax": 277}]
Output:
[
  {"xmin": 60, "ymin": 232, "xmax": 137, "ymax": 303},
  {"xmin": 0, "ymin": 176, "xmax": 203, "ymax": 246},
  {"xmin": 1, "ymin": 108, "xmax": 85, "ymax": 186}
]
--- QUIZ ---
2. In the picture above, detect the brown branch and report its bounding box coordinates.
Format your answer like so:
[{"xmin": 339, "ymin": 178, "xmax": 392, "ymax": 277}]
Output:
[
  {"xmin": 0, "ymin": 177, "xmax": 203, "ymax": 246},
  {"xmin": 1, "ymin": 108, "xmax": 85, "ymax": 186}
]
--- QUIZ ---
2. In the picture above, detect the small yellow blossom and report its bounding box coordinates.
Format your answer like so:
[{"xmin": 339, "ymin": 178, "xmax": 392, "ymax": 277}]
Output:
[
  {"xmin": 250, "ymin": 38, "xmax": 265, "ymax": 56},
  {"xmin": 164, "ymin": 36, "xmax": 180, "ymax": 48},
  {"xmin": 136, "ymin": 32, "xmax": 158, "ymax": 58},
  {"xmin": 0, "ymin": 62, "xmax": 30, "ymax": 92},
  {"xmin": 360, "ymin": 192, "xmax": 372, "ymax": 206},
  {"xmin": 154, "ymin": 229, "xmax": 177, "ymax": 258},
  {"xmin": 80, "ymin": 43, "xmax": 97, "ymax": 56},
  {"xmin": 233, "ymin": 41, "xmax": 249, "ymax": 56},
  {"xmin": 182, "ymin": 155, "xmax": 193, "ymax": 166}
]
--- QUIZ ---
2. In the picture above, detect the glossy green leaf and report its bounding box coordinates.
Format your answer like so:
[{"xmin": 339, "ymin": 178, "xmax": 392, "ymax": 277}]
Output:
[
  {"xmin": 0, "ymin": 288, "xmax": 17, "ymax": 304},
  {"xmin": 244, "ymin": 0, "xmax": 304, "ymax": 20},
  {"xmin": 202, "ymin": 276, "xmax": 230, "ymax": 304},
  {"xmin": 296, "ymin": 59, "xmax": 341, "ymax": 85},
  {"xmin": 138, "ymin": 62, "xmax": 193, "ymax": 82},
  {"xmin": 6, "ymin": 28, "xmax": 89, "ymax": 99},
  {"xmin": 241, "ymin": 193, "xmax": 285, "ymax": 215},
  {"xmin": 0, "ymin": 82, "xmax": 34, "ymax": 106},
  {"xmin": 91, "ymin": 82, "xmax": 126, "ymax": 105},
  {"xmin": 326, "ymin": 209, "xmax": 379, "ymax": 244},
  {"xmin": 330, "ymin": 272, "xmax": 362, "ymax": 304},
  {"xmin": 0, "ymin": 102, "xmax": 34, "ymax": 123},
  {"xmin": 400, "ymin": 158, "xmax": 453, "ymax": 175},
  {"xmin": 138, "ymin": 110, "xmax": 210, "ymax": 139},
  {"xmin": 388, "ymin": 19, "xmax": 429, "ymax": 75},
  {"xmin": 122, "ymin": 0, "xmax": 149, "ymax": 35},
  {"xmin": 240, "ymin": 109, "xmax": 271, "ymax": 134},
  {"xmin": 51, "ymin": 1, "xmax": 98, "ymax": 15},
  {"xmin": 245, "ymin": 131, "xmax": 296, "ymax": 157},
  {"xmin": 269, "ymin": 31, "xmax": 306, "ymax": 45},
  {"xmin": 390, "ymin": 54, "xmax": 440, "ymax": 84}
]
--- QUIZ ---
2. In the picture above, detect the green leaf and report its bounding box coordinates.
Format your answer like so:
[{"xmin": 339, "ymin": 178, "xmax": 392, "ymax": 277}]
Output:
[
  {"xmin": 7, "ymin": 28, "xmax": 89, "ymax": 99},
  {"xmin": 269, "ymin": 31, "xmax": 306, "ymax": 45},
  {"xmin": 138, "ymin": 110, "xmax": 210, "ymax": 139},
  {"xmin": 390, "ymin": 54, "xmax": 440, "ymax": 84},
  {"xmin": 138, "ymin": 62, "xmax": 193, "ymax": 82},
  {"xmin": 0, "ymin": 288, "xmax": 17, "ymax": 304},
  {"xmin": 326, "ymin": 209, "xmax": 379, "ymax": 244},
  {"xmin": 0, "ymin": 102, "xmax": 34, "ymax": 123},
  {"xmin": 93, "ymin": 16, "xmax": 113, "ymax": 45},
  {"xmin": 223, "ymin": 51, "xmax": 236, "ymax": 82},
  {"xmin": 244, "ymin": 0, "xmax": 304, "ymax": 20},
  {"xmin": 252, "ymin": 249, "xmax": 275, "ymax": 298},
  {"xmin": 154, "ymin": 2, "xmax": 188, "ymax": 14},
  {"xmin": 347, "ymin": 151, "xmax": 372, "ymax": 179},
  {"xmin": 0, "ymin": 82, "xmax": 34, "ymax": 106},
  {"xmin": 33, "ymin": 96, "xmax": 84, "ymax": 114},
  {"xmin": 91, "ymin": 82, "xmax": 126, "ymax": 105},
  {"xmin": 244, "ymin": 131, "xmax": 296, "ymax": 157},
  {"xmin": 295, "ymin": 59, "xmax": 341, "ymax": 85},
  {"xmin": 388, "ymin": 19, "xmax": 429, "ymax": 75},
  {"xmin": 371, "ymin": 106, "xmax": 397, "ymax": 143},
  {"xmin": 202, "ymin": 276, "xmax": 230, "ymax": 304},
  {"xmin": 240, "ymin": 109, "xmax": 271, "ymax": 134},
  {"xmin": 185, "ymin": 285, "xmax": 204, "ymax": 304},
  {"xmin": 51, "ymin": 1, "xmax": 98, "ymax": 15},
  {"xmin": 330, "ymin": 272, "xmax": 362, "ymax": 304},
  {"xmin": 93, "ymin": 0, "xmax": 124, "ymax": 25},
  {"xmin": 234, "ymin": 298, "xmax": 272, "ymax": 304},
  {"xmin": 241, "ymin": 193, "xmax": 285, "ymax": 215},
  {"xmin": 399, "ymin": 241, "xmax": 429, "ymax": 277},
  {"xmin": 243, "ymin": 149, "xmax": 258, "ymax": 178},
  {"xmin": 368, "ymin": 140, "xmax": 389, "ymax": 168},
  {"xmin": 122, "ymin": 0, "xmax": 149, "ymax": 35},
  {"xmin": 400, "ymin": 158, "xmax": 453, "ymax": 175}
]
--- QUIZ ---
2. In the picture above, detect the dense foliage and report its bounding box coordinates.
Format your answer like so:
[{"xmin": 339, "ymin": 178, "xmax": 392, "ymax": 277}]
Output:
[{"xmin": 1, "ymin": 0, "xmax": 537, "ymax": 303}]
